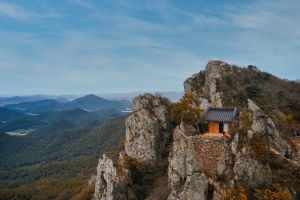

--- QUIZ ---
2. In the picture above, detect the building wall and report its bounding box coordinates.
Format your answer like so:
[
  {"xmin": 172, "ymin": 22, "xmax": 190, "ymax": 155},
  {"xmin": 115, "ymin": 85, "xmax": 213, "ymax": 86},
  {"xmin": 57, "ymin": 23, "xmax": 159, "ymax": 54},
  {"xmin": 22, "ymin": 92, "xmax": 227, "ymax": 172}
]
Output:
[
  {"xmin": 208, "ymin": 121, "xmax": 219, "ymax": 134},
  {"xmin": 224, "ymin": 123, "xmax": 229, "ymax": 135},
  {"xmin": 208, "ymin": 121, "xmax": 230, "ymax": 135}
]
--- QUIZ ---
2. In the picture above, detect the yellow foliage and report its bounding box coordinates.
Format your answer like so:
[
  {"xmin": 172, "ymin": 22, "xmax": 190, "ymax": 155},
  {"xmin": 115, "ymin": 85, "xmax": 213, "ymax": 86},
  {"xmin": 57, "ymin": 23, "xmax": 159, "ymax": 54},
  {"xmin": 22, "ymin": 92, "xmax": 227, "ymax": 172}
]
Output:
[
  {"xmin": 224, "ymin": 186, "xmax": 248, "ymax": 200},
  {"xmin": 282, "ymin": 114, "xmax": 294, "ymax": 122},
  {"xmin": 239, "ymin": 109, "xmax": 252, "ymax": 129},
  {"xmin": 71, "ymin": 182, "xmax": 95, "ymax": 200},
  {"xmin": 171, "ymin": 92, "xmax": 203, "ymax": 125},
  {"xmin": 254, "ymin": 184, "xmax": 292, "ymax": 200},
  {"xmin": 250, "ymin": 135, "xmax": 268, "ymax": 163}
]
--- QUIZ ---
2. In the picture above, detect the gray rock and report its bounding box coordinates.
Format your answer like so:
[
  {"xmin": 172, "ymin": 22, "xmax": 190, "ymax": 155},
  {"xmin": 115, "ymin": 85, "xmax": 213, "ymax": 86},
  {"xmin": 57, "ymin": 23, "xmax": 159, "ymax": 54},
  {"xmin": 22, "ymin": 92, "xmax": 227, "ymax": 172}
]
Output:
[
  {"xmin": 183, "ymin": 60, "xmax": 236, "ymax": 107},
  {"xmin": 233, "ymin": 149, "xmax": 272, "ymax": 187},
  {"xmin": 93, "ymin": 154, "xmax": 136, "ymax": 200},
  {"xmin": 168, "ymin": 125, "xmax": 207, "ymax": 200},
  {"xmin": 248, "ymin": 99, "xmax": 291, "ymax": 156},
  {"xmin": 125, "ymin": 93, "xmax": 171, "ymax": 163}
]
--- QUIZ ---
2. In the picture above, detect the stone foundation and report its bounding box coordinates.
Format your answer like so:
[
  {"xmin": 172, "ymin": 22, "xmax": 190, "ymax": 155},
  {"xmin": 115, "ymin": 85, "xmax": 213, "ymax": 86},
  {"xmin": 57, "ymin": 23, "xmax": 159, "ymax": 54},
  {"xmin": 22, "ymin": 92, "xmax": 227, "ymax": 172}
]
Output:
[{"xmin": 193, "ymin": 134, "xmax": 231, "ymax": 178}]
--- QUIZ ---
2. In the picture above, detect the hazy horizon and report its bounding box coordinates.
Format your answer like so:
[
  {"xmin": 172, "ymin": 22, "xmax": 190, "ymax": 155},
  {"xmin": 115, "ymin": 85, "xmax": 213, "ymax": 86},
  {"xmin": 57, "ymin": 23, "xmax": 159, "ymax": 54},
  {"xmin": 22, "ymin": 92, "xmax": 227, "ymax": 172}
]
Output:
[
  {"xmin": 1, "ymin": 0, "xmax": 299, "ymax": 95},
  {"xmin": 0, "ymin": 90, "xmax": 184, "ymax": 97}
]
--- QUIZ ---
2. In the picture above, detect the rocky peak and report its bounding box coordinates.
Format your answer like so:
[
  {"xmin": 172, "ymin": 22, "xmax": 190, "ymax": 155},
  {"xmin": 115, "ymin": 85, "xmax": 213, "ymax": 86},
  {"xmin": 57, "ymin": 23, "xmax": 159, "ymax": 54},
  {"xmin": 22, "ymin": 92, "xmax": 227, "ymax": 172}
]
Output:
[
  {"xmin": 132, "ymin": 93, "xmax": 160, "ymax": 110},
  {"xmin": 91, "ymin": 60, "xmax": 299, "ymax": 200},
  {"xmin": 93, "ymin": 154, "xmax": 136, "ymax": 200},
  {"xmin": 184, "ymin": 60, "xmax": 235, "ymax": 108},
  {"xmin": 125, "ymin": 93, "xmax": 171, "ymax": 163},
  {"xmin": 204, "ymin": 60, "xmax": 231, "ymax": 107}
]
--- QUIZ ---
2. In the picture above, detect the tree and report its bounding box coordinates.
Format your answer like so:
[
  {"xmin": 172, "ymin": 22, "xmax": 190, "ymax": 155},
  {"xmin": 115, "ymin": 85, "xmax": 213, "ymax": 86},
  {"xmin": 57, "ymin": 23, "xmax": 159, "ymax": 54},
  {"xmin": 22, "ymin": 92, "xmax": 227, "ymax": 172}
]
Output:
[
  {"xmin": 171, "ymin": 93, "xmax": 203, "ymax": 132},
  {"xmin": 245, "ymin": 84, "xmax": 262, "ymax": 99}
]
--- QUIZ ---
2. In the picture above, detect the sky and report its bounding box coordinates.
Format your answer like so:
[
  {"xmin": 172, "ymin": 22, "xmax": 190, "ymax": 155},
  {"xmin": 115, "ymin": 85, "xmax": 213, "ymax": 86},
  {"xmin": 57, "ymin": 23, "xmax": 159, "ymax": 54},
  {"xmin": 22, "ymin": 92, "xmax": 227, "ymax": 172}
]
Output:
[{"xmin": 0, "ymin": 0, "xmax": 299, "ymax": 95}]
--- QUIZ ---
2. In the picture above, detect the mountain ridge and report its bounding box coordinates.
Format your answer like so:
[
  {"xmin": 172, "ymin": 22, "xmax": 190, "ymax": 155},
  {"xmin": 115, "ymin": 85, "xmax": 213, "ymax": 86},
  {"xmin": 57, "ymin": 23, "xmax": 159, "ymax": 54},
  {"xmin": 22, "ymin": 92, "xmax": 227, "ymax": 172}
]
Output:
[{"xmin": 3, "ymin": 94, "xmax": 131, "ymax": 114}]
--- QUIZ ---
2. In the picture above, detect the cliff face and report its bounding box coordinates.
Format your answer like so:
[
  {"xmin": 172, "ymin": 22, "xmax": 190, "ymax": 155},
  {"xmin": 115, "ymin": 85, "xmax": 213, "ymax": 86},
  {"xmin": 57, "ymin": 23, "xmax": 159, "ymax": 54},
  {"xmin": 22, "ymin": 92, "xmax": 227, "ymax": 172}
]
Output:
[
  {"xmin": 93, "ymin": 94, "xmax": 171, "ymax": 200},
  {"xmin": 168, "ymin": 124, "xmax": 208, "ymax": 200},
  {"xmin": 125, "ymin": 93, "xmax": 171, "ymax": 163},
  {"xmin": 93, "ymin": 154, "xmax": 136, "ymax": 200}
]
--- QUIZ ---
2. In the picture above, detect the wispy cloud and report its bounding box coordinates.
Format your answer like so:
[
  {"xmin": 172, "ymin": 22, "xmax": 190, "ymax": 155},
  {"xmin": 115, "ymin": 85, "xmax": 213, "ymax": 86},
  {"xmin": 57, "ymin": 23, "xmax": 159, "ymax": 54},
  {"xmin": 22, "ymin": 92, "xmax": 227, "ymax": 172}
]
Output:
[
  {"xmin": 69, "ymin": 0, "xmax": 98, "ymax": 11},
  {"xmin": 0, "ymin": 0, "xmax": 299, "ymax": 95},
  {"xmin": 225, "ymin": 0, "xmax": 300, "ymax": 38},
  {"xmin": 0, "ymin": 2, "xmax": 63, "ymax": 20},
  {"xmin": 0, "ymin": 2, "xmax": 34, "ymax": 20}
]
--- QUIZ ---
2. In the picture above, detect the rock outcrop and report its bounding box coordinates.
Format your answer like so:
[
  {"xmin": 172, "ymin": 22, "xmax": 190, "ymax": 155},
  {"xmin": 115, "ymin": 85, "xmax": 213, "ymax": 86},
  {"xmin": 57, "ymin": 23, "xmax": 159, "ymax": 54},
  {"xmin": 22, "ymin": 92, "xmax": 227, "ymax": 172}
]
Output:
[
  {"xmin": 125, "ymin": 93, "xmax": 171, "ymax": 163},
  {"xmin": 168, "ymin": 124, "xmax": 208, "ymax": 200},
  {"xmin": 168, "ymin": 61, "xmax": 298, "ymax": 199},
  {"xmin": 168, "ymin": 124, "xmax": 233, "ymax": 200},
  {"xmin": 233, "ymin": 148, "xmax": 272, "ymax": 187},
  {"xmin": 231, "ymin": 99, "xmax": 291, "ymax": 188},
  {"xmin": 184, "ymin": 60, "xmax": 233, "ymax": 107},
  {"xmin": 167, "ymin": 98, "xmax": 294, "ymax": 199},
  {"xmin": 247, "ymin": 99, "xmax": 291, "ymax": 156},
  {"xmin": 93, "ymin": 154, "xmax": 136, "ymax": 200},
  {"xmin": 92, "ymin": 60, "xmax": 299, "ymax": 200},
  {"xmin": 183, "ymin": 60, "xmax": 268, "ymax": 108},
  {"xmin": 93, "ymin": 93, "xmax": 172, "ymax": 200}
]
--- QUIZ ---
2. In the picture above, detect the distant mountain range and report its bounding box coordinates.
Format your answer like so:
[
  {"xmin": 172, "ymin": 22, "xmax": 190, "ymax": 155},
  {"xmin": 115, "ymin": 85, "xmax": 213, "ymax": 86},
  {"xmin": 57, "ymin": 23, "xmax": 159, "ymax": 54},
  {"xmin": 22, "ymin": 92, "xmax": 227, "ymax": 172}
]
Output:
[
  {"xmin": 0, "ymin": 93, "xmax": 186, "ymax": 132},
  {"xmin": 4, "ymin": 94, "xmax": 131, "ymax": 114},
  {"xmin": 0, "ymin": 91, "xmax": 183, "ymax": 106},
  {"xmin": 0, "ymin": 94, "xmax": 131, "ymax": 132},
  {"xmin": 62, "ymin": 94, "xmax": 131, "ymax": 111},
  {"xmin": 0, "ymin": 95, "xmax": 68, "ymax": 106}
]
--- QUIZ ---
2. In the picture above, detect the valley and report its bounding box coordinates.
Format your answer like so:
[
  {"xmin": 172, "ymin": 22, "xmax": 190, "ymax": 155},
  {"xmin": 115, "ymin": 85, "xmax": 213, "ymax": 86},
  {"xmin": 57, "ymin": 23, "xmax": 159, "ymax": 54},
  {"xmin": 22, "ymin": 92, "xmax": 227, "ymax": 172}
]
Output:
[{"xmin": 0, "ymin": 94, "xmax": 131, "ymax": 199}]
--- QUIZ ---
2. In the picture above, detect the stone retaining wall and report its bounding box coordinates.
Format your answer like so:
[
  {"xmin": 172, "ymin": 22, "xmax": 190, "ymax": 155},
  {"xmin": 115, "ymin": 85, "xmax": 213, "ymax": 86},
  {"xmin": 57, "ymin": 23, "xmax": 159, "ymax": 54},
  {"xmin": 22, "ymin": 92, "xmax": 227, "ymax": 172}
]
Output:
[{"xmin": 193, "ymin": 134, "xmax": 230, "ymax": 178}]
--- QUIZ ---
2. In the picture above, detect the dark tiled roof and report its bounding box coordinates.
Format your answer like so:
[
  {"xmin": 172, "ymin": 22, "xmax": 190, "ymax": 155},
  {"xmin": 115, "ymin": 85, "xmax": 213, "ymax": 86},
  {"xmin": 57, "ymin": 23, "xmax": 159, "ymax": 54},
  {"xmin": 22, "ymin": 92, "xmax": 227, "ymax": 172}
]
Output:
[{"xmin": 203, "ymin": 107, "xmax": 237, "ymax": 122}]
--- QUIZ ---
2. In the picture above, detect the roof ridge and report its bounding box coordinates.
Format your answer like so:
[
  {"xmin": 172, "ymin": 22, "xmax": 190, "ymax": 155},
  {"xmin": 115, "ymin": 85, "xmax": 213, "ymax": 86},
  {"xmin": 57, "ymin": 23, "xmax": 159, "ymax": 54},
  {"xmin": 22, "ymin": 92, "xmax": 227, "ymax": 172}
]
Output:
[
  {"xmin": 203, "ymin": 107, "xmax": 237, "ymax": 122},
  {"xmin": 208, "ymin": 107, "xmax": 236, "ymax": 110}
]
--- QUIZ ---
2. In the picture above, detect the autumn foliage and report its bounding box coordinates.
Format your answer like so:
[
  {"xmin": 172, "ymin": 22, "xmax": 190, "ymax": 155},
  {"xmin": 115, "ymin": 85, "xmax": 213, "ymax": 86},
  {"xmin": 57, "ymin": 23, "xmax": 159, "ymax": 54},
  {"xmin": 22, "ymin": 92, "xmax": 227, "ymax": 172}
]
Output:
[
  {"xmin": 254, "ymin": 184, "xmax": 292, "ymax": 200},
  {"xmin": 171, "ymin": 92, "xmax": 203, "ymax": 126}
]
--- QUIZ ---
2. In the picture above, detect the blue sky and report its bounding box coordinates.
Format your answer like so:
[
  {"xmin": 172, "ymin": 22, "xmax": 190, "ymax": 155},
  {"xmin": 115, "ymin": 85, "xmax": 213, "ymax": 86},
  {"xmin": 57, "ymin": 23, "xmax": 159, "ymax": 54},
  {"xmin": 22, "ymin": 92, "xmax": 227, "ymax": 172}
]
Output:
[{"xmin": 0, "ymin": 0, "xmax": 299, "ymax": 95}]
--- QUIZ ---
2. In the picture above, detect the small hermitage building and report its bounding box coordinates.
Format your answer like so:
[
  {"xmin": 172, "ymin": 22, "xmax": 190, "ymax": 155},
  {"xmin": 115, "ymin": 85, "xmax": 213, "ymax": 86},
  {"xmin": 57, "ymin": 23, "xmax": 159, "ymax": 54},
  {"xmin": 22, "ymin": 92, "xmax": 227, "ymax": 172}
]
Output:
[{"xmin": 203, "ymin": 107, "xmax": 237, "ymax": 136}]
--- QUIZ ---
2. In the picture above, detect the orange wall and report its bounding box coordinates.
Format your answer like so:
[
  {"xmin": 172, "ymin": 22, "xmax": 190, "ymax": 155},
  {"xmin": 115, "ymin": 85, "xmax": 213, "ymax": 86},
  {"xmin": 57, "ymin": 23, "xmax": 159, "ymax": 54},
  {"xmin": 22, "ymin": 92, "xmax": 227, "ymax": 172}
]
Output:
[
  {"xmin": 208, "ymin": 121, "xmax": 231, "ymax": 135},
  {"xmin": 208, "ymin": 121, "xmax": 219, "ymax": 134}
]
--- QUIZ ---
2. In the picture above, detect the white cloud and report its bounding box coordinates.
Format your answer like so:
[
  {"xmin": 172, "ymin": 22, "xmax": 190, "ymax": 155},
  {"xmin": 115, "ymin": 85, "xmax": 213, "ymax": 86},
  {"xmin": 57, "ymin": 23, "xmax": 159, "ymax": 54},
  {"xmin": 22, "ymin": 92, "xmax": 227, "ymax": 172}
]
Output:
[
  {"xmin": 69, "ymin": 0, "xmax": 98, "ymax": 11},
  {"xmin": 225, "ymin": 0, "xmax": 300, "ymax": 38},
  {"xmin": 0, "ymin": 0, "xmax": 299, "ymax": 95},
  {"xmin": 0, "ymin": 2, "xmax": 33, "ymax": 19},
  {"xmin": 0, "ymin": 28, "xmax": 204, "ymax": 95},
  {"xmin": 0, "ymin": 2, "xmax": 63, "ymax": 20}
]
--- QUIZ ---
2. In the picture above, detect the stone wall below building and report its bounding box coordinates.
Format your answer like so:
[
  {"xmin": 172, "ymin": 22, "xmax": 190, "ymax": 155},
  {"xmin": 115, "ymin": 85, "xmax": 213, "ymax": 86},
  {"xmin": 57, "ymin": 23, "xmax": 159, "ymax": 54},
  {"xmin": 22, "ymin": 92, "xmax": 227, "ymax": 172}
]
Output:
[{"xmin": 193, "ymin": 134, "xmax": 231, "ymax": 179}]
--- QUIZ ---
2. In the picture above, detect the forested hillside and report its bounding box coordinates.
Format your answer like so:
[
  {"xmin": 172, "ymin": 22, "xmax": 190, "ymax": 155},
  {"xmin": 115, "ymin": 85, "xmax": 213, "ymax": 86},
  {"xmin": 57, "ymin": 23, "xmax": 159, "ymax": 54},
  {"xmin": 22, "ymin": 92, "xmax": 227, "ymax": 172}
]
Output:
[{"xmin": 0, "ymin": 117, "xmax": 126, "ymax": 200}]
